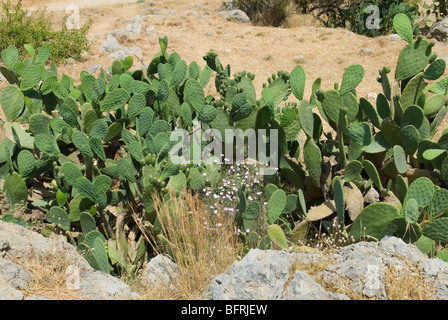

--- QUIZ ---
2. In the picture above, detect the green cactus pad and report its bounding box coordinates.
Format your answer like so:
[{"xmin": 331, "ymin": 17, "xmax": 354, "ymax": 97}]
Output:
[
  {"xmin": 28, "ymin": 114, "xmax": 50, "ymax": 136},
  {"xmin": 71, "ymin": 131, "xmax": 94, "ymax": 158},
  {"xmin": 393, "ymin": 145, "xmax": 408, "ymax": 174},
  {"xmin": 100, "ymin": 88, "xmax": 129, "ymax": 112},
  {"xmin": 3, "ymin": 172, "xmax": 28, "ymax": 210},
  {"xmin": 198, "ymin": 104, "xmax": 217, "ymax": 123},
  {"xmin": 393, "ymin": 13, "xmax": 414, "ymax": 43},
  {"xmin": 117, "ymin": 157, "xmax": 135, "ymax": 182},
  {"xmin": 404, "ymin": 177, "xmax": 435, "ymax": 209},
  {"xmin": 422, "ymin": 148, "xmax": 446, "ymax": 161},
  {"xmin": 17, "ymin": 150, "xmax": 35, "ymax": 178},
  {"xmin": 187, "ymin": 167, "xmax": 206, "ymax": 190},
  {"xmin": 1, "ymin": 85, "xmax": 25, "ymax": 122},
  {"xmin": 400, "ymin": 125, "xmax": 420, "ymax": 155},
  {"xmin": 304, "ymin": 138, "xmax": 322, "ymax": 188},
  {"xmin": 428, "ymin": 75, "xmax": 448, "ymax": 95},
  {"xmin": 422, "ymin": 217, "xmax": 448, "ymax": 242},
  {"xmin": 185, "ymin": 78, "xmax": 205, "ymax": 113},
  {"xmin": 80, "ymin": 211, "xmax": 96, "ymax": 235},
  {"xmin": 423, "ymin": 94, "xmax": 445, "ymax": 117},
  {"xmin": 298, "ymin": 100, "xmax": 314, "ymax": 138},
  {"xmin": 321, "ymin": 90, "xmax": 342, "ymax": 128},
  {"xmin": 345, "ymin": 160, "xmax": 363, "ymax": 183},
  {"xmin": 46, "ymin": 207, "xmax": 71, "ymax": 231},
  {"xmin": 267, "ymin": 189, "xmax": 287, "ymax": 224},
  {"xmin": 34, "ymin": 134, "xmax": 60, "ymax": 156},
  {"xmin": 403, "ymin": 198, "xmax": 421, "ymax": 224},
  {"xmin": 76, "ymin": 177, "xmax": 96, "ymax": 202},
  {"xmin": 340, "ymin": 64, "xmax": 364, "ymax": 96},
  {"xmin": 242, "ymin": 201, "xmax": 261, "ymax": 220},
  {"xmin": 267, "ymin": 224, "xmax": 288, "ymax": 249},
  {"xmin": 395, "ymin": 39, "xmax": 432, "ymax": 80},
  {"xmin": 290, "ymin": 65, "xmax": 306, "ymax": 100},
  {"xmin": 359, "ymin": 98, "xmax": 382, "ymax": 129},
  {"xmin": 428, "ymin": 188, "xmax": 448, "ymax": 220},
  {"xmin": 89, "ymin": 119, "xmax": 109, "ymax": 141},
  {"xmin": 128, "ymin": 141, "xmax": 145, "ymax": 163},
  {"xmin": 350, "ymin": 202, "xmax": 400, "ymax": 241},
  {"xmin": 347, "ymin": 122, "xmax": 372, "ymax": 146},
  {"xmin": 93, "ymin": 175, "xmax": 112, "ymax": 193},
  {"xmin": 56, "ymin": 189, "xmax": 68, "ymax": 207},
  {"xmin": 362, "ymin": 160, "xmax": 383, "ymax": 190},
  {"xmin": 1, "ymin": 45, "xmax": 19, "ymax": 69},
  {"xmin": 20, "ymin": 65, "xmax": 41, "ymax": 91},
  {"xmin": 424, "ymin": 58, "xmax": 446, "ymax": 80},
  {"xmin": 89, "ymin": 137, "xmax": 106, "ymax": 162},
  {"xmin": 384, "ymin": 217, "xmax": 422, "ymax": 243}
]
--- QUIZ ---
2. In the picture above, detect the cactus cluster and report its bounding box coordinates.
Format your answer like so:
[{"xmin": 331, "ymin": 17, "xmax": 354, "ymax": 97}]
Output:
[{"xmin": 2, "ymin": 14, "xmax": 448, "ymax": 275}]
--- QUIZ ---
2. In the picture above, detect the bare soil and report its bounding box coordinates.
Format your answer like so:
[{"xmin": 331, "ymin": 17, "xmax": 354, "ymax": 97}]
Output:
[{"xmin": 2, "ymin": 0, "xmax": 448, "ymax": 135}]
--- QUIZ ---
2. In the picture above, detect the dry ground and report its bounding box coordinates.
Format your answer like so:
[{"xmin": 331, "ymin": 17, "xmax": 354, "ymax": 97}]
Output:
[{"xmin": 5, "ymin": 0, "xmax": 448, "ymax": 99}]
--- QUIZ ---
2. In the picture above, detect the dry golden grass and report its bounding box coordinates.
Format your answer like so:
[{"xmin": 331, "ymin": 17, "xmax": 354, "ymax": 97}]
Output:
[
  {"xmin": 135, "ymin": 191, "xmax": 243, "ymax": 300},
  {"xmin": 17, "ymin": 253, "xmax": 83, "ymax": 300}
]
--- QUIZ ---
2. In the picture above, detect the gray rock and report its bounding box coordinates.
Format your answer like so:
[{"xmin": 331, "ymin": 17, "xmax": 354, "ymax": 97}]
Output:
[
  {"xmin": 387, "ymin": 33, "xmax": 404, "ymax": 41},
  {"xmin": 87, "ymin": 64, "xmax": 103, "ymax": 75},
  {"xmin": 219, "ymin": 0, "xmax": 234, "ymax": 11},
  {"xmin": 0, "ymin": 258, "xmax": 32, "ymax": 290},
  {"xmin": 429, "ymin": 17, "xmax": 448, "ymax": 42},
  {"xmin": 24, "ymin": 295, "xmax": 51, "ymax": 300},
  {"xmin": 218, "ymin": 9, "xmax": 250, "ymax": 23},
  {"xmin": 360, "ymin": 48, "xmax": 373, "ymax": 56},
  {"xmin": 209, "ymin": 249, "xmax": 351, "ymax": 300},
  {"xmin": 144, "ymin": 255, "xmax": 179, "ymax": 289},
  {"xmin": 364, "ymin": 187, "xmax": 380, "ymax": 204},
  {"xmin": 282, "ymin": 271, "xmax": 350, "ymax": 300},
  {"xmin": 146, "ymin": 25, "xmax": 156, "ymax": 36},
  {"xmin": 0, "ymin": 279, "xmax": 23, "ymax": 300},
  {"xmin": 78, "ymin": 270, "xmax": 139, "ymax": 300},
  {"xmin": 0, "ymin": 221, "xmax": 90, "ymax": 268},
  {"xmin": 125, "ymin": 15, "xmax": 144, "ymax": 34},
  {"xmin": 0, "ymin": 221, "xmax": 139, "ymax": 300},
  {"xmin": 101, "ymin": 34, "xmax": 125, "ymax": 53}
]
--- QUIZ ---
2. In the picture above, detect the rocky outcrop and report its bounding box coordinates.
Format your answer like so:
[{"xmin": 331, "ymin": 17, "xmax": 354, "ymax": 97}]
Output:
[
  {"xmin": 208, "ymin": 236, "xmax": 448, "ymax": 300},
  {"xmin": 0, "ymin": 221, "xmax": 139, "ymax": 300},
  {"xmin": 428, "ymin": 17, "xmax": 448, "ymax": 42}
]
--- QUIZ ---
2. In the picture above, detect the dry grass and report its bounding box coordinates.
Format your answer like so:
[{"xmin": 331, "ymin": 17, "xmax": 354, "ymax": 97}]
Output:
[
  {"xmin": 17, "ymin": 253, "xmax": 83, "ymax": 300},
  {"xmin": 136, "ymin": 191, "xmax": 243, "ymax": 300}
]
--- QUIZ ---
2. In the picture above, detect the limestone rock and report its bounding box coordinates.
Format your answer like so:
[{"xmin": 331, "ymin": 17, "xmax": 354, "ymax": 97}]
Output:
[
  {"xmin": 144, "ymin": 254, "xmax": 179, "ymax": 289},
  {"xmin": 218, "ymin": 9, "xmax": 250, "ymax": 23}
]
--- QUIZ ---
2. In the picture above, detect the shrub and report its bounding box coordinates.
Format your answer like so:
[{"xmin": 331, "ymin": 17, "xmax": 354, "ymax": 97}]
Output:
[
  {"xmin": 303, "ymin": 0, "xmax": 420, "ymax": 37},
  {"xmin": 0, "ymin": 0, "xmax": 91, "ymax": 62},
  {"xmin": 233, "ymin": 0, "xmax": 291, "ymax": 27}
]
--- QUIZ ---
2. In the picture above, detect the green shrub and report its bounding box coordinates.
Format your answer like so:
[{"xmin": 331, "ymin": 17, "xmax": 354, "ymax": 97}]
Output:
[
  {"xmin": 303, "ymin": 0, "xmax": 420, "ymax": 37},
  {"xmin": 0, "ymin": 0, "xmax": 91, "ymax": 62},
  {"xmin": 234, "ymin": 0, "xmax": 291, "ymax": 27}
]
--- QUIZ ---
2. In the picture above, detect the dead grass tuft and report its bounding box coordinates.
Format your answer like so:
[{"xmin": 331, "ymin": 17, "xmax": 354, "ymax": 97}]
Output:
[
  {"xmin": 136, "ymin": 191, "xmax": 243, "ymax": 300},
  {"xmin": 17, "ymin": 253, "xmax": 83, "ymax": 300}
]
